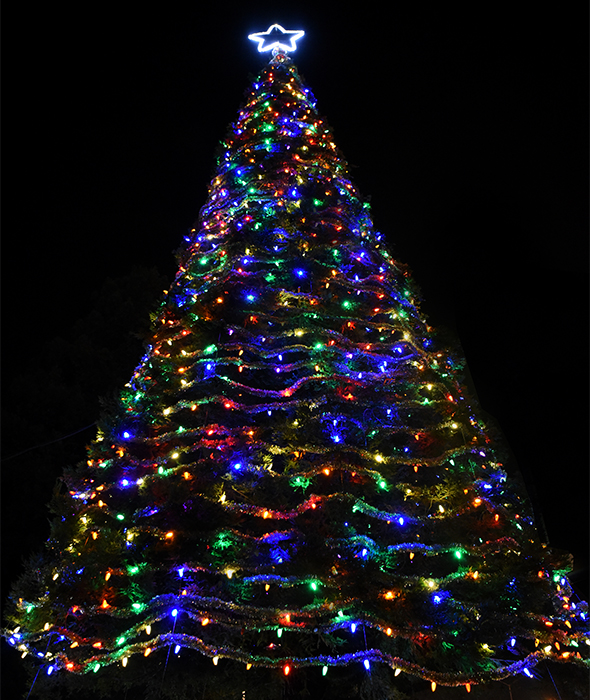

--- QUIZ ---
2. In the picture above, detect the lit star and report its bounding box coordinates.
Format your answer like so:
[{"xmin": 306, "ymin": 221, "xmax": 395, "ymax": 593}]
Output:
[{"xmin": 248, "ymin": 24, "xmax": 305, "ymax": 53}]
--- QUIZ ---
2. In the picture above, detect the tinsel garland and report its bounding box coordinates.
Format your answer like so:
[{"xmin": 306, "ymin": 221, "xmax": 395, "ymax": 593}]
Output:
[{"xmin": 4, "ymin": 46, "xmax": 588, "ymax": 692}]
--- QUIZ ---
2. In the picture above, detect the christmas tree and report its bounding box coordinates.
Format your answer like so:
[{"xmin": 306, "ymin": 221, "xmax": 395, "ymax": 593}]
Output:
[{"xmin": 4, "ymin": 24, "xmax": 589, "ymax": 698}]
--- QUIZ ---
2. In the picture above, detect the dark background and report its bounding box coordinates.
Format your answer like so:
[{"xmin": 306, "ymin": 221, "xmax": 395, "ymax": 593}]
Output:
[{"xmin": 3, "ymin": 3, "xmax": 587, "ymax": 697}]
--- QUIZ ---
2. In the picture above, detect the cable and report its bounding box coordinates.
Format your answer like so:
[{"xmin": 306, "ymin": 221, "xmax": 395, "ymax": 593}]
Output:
[{"xmin": 1, "ymin": 422, "xmax": 97, "ymax": 463}]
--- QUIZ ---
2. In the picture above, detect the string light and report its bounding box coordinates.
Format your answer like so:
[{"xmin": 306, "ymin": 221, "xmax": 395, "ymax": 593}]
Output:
[{"xmin": 4, "ymin": 29, "xmax": 588, "ymax": 694}]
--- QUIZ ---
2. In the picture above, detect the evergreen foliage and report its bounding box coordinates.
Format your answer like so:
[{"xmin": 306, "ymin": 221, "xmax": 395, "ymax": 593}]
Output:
[{"xmin": 4, "ymin": 49, "xmax": 588, "ymax": 699}]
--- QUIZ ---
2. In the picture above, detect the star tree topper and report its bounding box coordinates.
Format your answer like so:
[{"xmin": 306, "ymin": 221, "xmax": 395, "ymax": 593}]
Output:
[{"xmin": 248, "ymin": 24, "xmax": 305, "ymax": 53}]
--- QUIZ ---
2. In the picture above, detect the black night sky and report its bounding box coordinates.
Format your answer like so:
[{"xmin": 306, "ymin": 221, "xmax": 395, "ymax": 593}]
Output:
[{"xmin": 2, "ymin": 4, "xmax": 587, "ymax": 697}]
